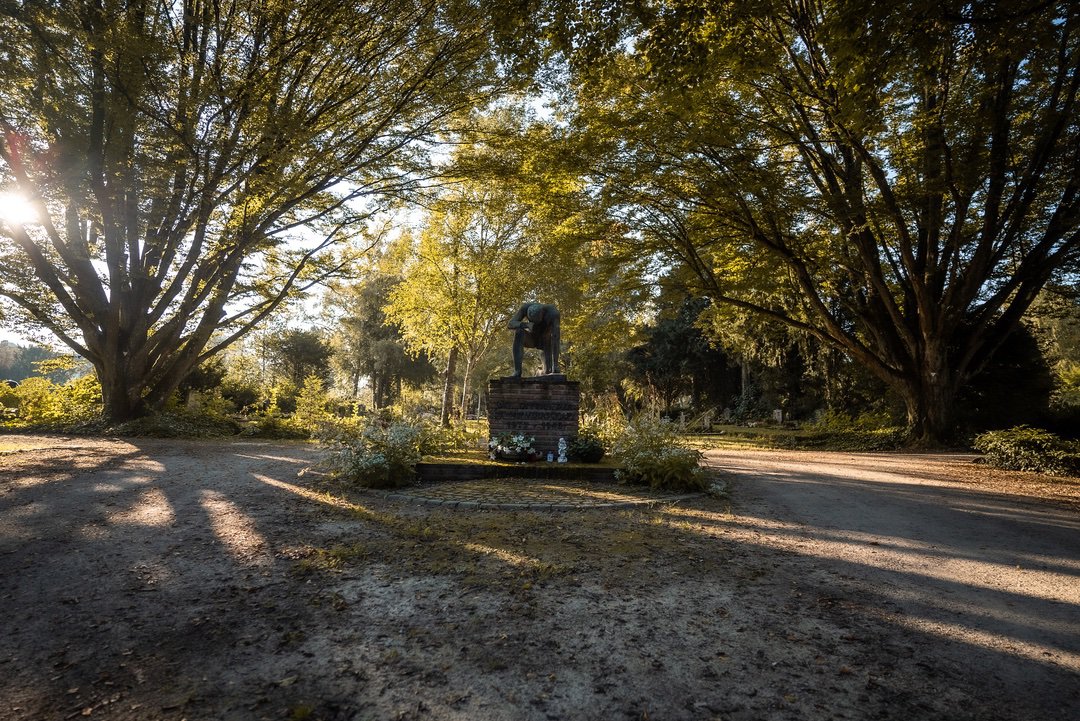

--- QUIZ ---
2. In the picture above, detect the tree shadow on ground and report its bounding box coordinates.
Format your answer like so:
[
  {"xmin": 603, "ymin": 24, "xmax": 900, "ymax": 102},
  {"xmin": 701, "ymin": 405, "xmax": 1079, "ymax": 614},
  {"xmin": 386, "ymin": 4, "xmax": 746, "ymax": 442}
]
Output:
[{"xmin": 1, "ymin": 437, "xmax": 1077, "ymax": 720}]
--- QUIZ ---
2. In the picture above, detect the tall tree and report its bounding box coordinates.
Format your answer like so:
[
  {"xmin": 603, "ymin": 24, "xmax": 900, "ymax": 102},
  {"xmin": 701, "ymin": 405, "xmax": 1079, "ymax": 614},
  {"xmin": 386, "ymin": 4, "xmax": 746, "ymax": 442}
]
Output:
[
  {"xmin": 560, "ymin": 0, "xmax": 1080, "ymax": 443},
  {"xmin": 450, "ymin": 109, "xmax": 651, "ymax": 405},
  {"xmin": 385, "ymin": 183, "xmax": 539, "ymax": 426},
  {"xmin": 0, "ymin": 0, "xmax": 517, "ymax": 421},
  {"xmin": 324, "ymin": 273, "xmax": 435, "ymax": 407},
  {"xmin": 627, "ymin": 294, "xmax": 736, "ymax": 416},
  {"xmin": 266, "ymin": 329, "xmax": 331, "ymax": 388}
]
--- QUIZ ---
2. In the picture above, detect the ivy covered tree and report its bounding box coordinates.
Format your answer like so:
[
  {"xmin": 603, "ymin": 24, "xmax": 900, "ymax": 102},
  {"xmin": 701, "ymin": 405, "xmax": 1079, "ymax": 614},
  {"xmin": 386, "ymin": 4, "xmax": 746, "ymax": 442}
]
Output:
[
  {"xmin": 558, "ymin": 0, "xmax": 1080, "ymax": 443},
  {"xmin": 0, "ymin": 0, "xmax": 520, "ymax": 421}
]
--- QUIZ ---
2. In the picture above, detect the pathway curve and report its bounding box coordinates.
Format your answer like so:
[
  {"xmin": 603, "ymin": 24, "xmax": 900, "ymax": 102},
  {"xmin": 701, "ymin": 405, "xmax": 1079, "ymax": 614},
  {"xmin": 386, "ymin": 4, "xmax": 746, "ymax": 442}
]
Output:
[{"xmin": 705, "ymin": 448, "xmax": 1080, "ymax": 705}]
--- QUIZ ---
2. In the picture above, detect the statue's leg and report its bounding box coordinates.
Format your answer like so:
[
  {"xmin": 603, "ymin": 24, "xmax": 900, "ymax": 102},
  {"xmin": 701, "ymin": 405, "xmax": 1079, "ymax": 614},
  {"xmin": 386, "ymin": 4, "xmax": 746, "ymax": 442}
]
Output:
[
  {"xmin": 511, "ymin": 329, "xmax": 525, "ymax": 377},
  {"xmin": 549, "ymin": 313, "xmax": 561, "ymax": 373}
]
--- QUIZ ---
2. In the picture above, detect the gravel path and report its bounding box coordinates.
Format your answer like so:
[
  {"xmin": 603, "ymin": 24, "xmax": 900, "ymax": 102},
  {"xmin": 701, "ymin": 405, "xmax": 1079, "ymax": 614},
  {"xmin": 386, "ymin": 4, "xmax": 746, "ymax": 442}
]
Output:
[
  {"xmin": 0, "ymin": 436, "xmax": 1077, "ymax": 720},
  {"xmin": 706, "ymin": 449, "xmax": 1080, "ymax": 704}
]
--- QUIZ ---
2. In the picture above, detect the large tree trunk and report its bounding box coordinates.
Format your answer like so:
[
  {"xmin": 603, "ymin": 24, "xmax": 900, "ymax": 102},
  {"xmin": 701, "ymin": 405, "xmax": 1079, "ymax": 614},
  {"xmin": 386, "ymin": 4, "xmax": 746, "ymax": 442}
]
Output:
[
  {"xmin": 97, "ymin": 360, "xmax": 202, "ymax": 422},
  {"xmin": 440, "ymin": 346, "xmax": 458, "ymax": 428},
  {"xmin": 901, "ymin": 374, "xmax": 958, "ymax": 447},
  {"xmin": 894, "ymin": 339, "xmax": 960, "ymax": 446},
  {"xmin": 99, "ymin": 371, "xmax": 145, "ymax": 422}
]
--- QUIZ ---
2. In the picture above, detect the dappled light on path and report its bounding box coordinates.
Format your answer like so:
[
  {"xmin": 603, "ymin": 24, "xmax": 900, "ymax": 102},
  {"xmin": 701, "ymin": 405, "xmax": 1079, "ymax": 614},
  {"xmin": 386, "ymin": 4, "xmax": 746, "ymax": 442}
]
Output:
[
  {"xmin": 868, "ymin": 592, "xmax": 1080, "ymax": 667},
  {"xmin": 2, "ymin": 437, "xmax": 1077, "ymax": 721},
  {"xmin": 253, "ymin": 473, "xmax": 378, "ymax": 519},
  {"xmin": 662, "ymin": 505, "xmax": 1080, "ymax": 602},
  {"xmin": 379, "ymin": 476, "xmax": 695, "ymax": 508},
  {"xmin": 701, "ymin": 449, "xmax": 1080, "ymax": 673},
  {"xmin": 106, "ymin": 487, "xmax": 175, "ymax": 528},
  {"xmin": 460, "ymin": 542, "xmax": 547, "ymax": 568},
  {"xmin": 199, "ymin": 490, "xmax": 271, "ymax": 566},
  {"xmin": 662, "ymin": 504, "xmax": 1080, "ymax": 667}
]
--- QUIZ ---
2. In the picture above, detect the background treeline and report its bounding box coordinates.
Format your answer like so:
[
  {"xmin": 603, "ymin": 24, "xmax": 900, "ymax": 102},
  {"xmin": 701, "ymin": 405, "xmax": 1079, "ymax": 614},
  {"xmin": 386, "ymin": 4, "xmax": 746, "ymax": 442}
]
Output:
[{"xmin": 4, "ymin": 272, "xmax": 1077, "ymax": 443}]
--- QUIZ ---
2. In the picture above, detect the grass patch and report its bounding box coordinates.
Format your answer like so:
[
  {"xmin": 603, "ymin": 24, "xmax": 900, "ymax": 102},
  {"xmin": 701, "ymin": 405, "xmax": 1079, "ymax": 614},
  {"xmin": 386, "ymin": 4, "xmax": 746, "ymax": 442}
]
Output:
[
  {"xmin": 683, "ymin": 426, "xmax": 811, "ymax": 450},
  {"xmin": 292, "ymin": 542, "xmax": 371, "ymax": 574},
  {"xmin": 684, "ymin": 423, "xmax": 906, "ymax": 452}
]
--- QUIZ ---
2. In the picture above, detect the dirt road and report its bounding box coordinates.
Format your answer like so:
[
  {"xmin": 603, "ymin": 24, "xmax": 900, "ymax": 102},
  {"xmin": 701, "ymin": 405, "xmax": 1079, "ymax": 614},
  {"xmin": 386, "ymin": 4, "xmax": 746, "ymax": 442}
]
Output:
[
  {"xmin": 1, "ymin": 436, "xmax": 1077, "ymax": 720},
  {"xmin": 706, "ymin": 449, "xmax": 1080, "ymax": 713}
]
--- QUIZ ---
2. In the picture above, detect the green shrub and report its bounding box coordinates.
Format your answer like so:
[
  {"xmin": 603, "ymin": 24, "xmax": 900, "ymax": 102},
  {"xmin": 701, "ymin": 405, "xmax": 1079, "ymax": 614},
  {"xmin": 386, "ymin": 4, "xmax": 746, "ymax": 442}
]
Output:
[
  {"xmin": 973, "ymin": 426, "xmax": 1080, "ymax": 476},
  {"xmin": 291, "ymin": 374, "xmax": 333, "ymax": 432},
  {"xmin": 320, "ymin": 420, "xmax": 425, "ymax": 489},
  {"xmin": 178, "ymin": 358, "xmax": 227, "ymax": 402},
  {"xmin": 108, "ymin": 410, "xmax": 240, "ymax": 438},
  {"xmin": 420, "ymin": 421, "xmax": 483, "ymax": 455},
  {"xmin": 266, "ymin": 379, "xmax": 299, "ymax": 414},
  {"xmin": 11, "ymin": 377, "xmax": 54, "ymax": 421},
  {"xmin": 6, "ymin": 374, "xmax": 102, "ymax": 427},
  {"xmin": 612, "ymin": 416, "xmax": 707, "ymax": 491},
  {"xmin": 580, "ymin": 401, "xmax": 627, "ymax": 448},
  {"xmin": 803, "ymin": 409, "xmax": 906, "ymax": 451},
  {"xmin": 568, "ymin": 427, "xmax": 606, "ymax": 463},
  {"xmin": 183, "ymin": 388, "xmax": 237, "ymax": 418},
  {"xmin": 241, "ymin": 409, "xmax": 311, "ymax": 439},
  {"xmin": 0, "ymin": 384, "xmax": 16, "ymax": 418},
  {"xmin": 1053, "ymin": 361, "xmax": 1080, "ymax": 410},
  {"xmin": 238, "ymin": 384, "xmax": 313, "ymax": 439},
  {"xmin": 728, "ymin": 383, "xmax": 770, "ymax": 424}
]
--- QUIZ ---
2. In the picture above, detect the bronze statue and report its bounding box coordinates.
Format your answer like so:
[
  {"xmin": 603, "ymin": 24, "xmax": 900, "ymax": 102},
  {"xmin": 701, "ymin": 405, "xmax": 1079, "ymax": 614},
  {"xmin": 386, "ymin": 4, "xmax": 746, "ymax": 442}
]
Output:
[{"xmin": 508, "ymin": 302, "xmax": 561, "ymax": 377}]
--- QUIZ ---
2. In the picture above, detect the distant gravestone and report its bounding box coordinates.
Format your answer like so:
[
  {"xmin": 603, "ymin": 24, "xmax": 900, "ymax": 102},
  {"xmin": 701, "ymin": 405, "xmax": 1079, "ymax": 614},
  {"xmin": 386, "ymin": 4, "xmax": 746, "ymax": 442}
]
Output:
[{"xmin": 773, "ymin": 409, "xmax": 784, "ymax": 423}]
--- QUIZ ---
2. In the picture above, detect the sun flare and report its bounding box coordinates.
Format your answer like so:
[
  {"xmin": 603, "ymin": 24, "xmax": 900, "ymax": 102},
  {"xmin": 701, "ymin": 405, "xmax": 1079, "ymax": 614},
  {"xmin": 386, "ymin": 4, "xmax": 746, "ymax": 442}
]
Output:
[{"xmin": 0, "ymin": 191, "xmax": 39, "ymax": 226}]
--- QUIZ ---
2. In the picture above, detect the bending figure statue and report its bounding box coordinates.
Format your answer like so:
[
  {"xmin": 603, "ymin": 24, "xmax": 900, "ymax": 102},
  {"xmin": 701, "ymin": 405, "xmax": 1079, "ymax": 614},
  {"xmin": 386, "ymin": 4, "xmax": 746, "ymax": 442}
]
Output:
[{"xmin": 508, "ymin": 302, "xmax": 561, "ymax": 377}]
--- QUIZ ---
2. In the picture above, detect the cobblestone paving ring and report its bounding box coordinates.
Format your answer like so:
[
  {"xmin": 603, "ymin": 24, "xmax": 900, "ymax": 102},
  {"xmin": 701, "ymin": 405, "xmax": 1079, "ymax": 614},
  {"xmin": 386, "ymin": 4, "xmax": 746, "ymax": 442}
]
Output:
[{"xmin": 374, "ymin": 477, "xmax": 703, "ymax": 510}]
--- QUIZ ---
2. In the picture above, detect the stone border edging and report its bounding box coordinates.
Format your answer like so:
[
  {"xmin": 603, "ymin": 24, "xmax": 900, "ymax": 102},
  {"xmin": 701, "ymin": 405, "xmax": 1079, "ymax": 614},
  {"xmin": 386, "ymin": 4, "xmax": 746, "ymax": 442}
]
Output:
[
  {"xmin": 416, "ymin": 461, "xmax": 619, "ymax": 483},
  {"xmin": 371, "ymin": 489, "xmax": 704, "ymax": 511}
]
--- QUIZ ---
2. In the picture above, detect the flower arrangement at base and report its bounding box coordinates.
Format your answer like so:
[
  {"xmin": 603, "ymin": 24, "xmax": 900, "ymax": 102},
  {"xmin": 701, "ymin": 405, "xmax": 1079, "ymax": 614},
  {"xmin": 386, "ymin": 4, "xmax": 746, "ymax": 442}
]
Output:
[{"xmin": 488, "ymin": 432, "xmax": 540, "ymax": 462}]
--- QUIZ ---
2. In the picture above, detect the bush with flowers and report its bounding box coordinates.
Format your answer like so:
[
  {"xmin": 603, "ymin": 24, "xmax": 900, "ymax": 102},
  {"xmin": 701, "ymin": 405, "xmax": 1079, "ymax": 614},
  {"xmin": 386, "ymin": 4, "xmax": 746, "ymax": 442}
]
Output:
[
  {"xmin": 319, "ymin": 419, "xmax": 426, "ymax": 489},
  {"xmin": 488, "ymin": 432, "xmax": 539, "ymax": 461},
  {"xmin": 612, "ymin": 415, "xmax": 707, "ymax": 491}
]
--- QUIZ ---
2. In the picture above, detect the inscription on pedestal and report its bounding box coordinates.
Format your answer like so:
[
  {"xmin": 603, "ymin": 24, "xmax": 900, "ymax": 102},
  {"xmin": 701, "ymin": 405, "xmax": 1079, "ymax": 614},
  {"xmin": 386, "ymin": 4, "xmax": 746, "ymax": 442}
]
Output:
[{"xmin": 488, "ymin": 377, "xmax": 580, "ymax": 455}]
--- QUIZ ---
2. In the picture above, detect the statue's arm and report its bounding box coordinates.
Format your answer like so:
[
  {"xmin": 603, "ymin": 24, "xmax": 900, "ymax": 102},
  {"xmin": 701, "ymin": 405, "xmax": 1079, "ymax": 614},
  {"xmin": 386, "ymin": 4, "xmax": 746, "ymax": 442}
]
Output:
[{"xmin": 507, "ymin": 303, "xmax": 530, "ymax": 329}]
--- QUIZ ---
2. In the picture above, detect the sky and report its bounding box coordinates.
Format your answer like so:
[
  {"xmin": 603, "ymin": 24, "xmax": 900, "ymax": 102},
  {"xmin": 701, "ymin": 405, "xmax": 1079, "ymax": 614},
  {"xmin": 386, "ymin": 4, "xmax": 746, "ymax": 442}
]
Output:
[{"xmin": 0, "ymin": 329, "xmax": 28, "ymax": 345}]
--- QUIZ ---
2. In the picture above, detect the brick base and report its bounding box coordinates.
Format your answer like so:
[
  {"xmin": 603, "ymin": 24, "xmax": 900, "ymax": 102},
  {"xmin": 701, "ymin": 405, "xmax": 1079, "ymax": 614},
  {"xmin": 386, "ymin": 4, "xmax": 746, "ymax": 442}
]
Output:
[
  {"xmin": 416, "ymin": 462, "xmax": 615, "ymax": 483},
  {"xmin": 487, "ymin": 376, "xmax": 580, "ymax": 455}
]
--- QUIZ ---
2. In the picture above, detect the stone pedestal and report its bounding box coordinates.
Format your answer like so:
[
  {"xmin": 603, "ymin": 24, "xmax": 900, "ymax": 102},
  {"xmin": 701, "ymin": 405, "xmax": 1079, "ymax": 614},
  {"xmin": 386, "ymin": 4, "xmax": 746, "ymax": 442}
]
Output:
[{"xmin": 488, "ymin": 376, "xmax": 580, "ymax": 455}]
